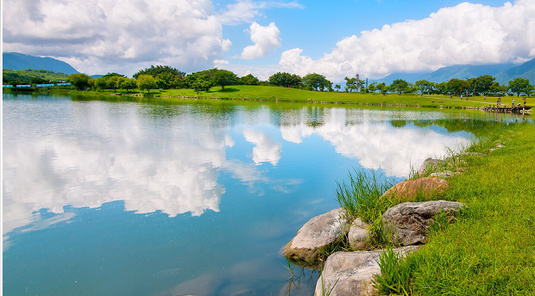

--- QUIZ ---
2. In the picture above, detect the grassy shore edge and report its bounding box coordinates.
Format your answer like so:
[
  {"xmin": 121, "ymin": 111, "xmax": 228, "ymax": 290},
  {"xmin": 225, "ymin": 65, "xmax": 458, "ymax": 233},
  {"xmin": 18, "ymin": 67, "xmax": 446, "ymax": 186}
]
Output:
[
  {"xmin": 7, "ymin": 85, "xmax": 528, "ymax": 111},
  {"xmin": 384, "ymin": 123, "xmax": 535, "ymax": 295}
]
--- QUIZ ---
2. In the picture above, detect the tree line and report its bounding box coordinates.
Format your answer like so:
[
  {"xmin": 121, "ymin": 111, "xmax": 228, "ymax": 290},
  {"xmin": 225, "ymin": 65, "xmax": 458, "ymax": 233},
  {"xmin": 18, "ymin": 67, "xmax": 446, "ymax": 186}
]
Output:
[
  {"xmin": 352, "ymin": 75, "xmax": 533, "ymax": 97},
  {"xmin": 14, "ymin": 64, "xmax": 529, "ymax": 97},
  {"xmin": 65, "ymin": 65, "xmax": 337, "ymax": 94}
]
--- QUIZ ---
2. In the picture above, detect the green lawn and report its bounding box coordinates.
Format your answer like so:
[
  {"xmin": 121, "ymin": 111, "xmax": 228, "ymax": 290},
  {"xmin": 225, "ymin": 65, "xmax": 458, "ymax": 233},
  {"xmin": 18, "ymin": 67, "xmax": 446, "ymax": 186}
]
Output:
[
  {"xmin": 34, "ymin": 84, "xmax": 531, "ymax": 110},
  {"xmin": 162, "ymin": 85, "xmax": 498, "ymax": 109},
  {"xmin": 398, "ymin": 123, "xmax": 535, "ymax": 295}
]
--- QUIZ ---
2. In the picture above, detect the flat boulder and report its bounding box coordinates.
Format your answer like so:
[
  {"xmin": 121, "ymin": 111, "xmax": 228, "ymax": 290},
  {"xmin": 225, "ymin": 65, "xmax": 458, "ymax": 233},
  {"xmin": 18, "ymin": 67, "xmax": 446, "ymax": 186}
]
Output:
[
  {"xmin": 382, "ymin": 200, "xmax": 464, "ymax": 246},
  {"xmin": 314, "ymin": 247, "xmax": 418, "ymax": 296},
  {"xmin": 283, "ymin": 208, "xmax": 348, "ymax": 268},
  {"xmin": 381, "ymin": 177, "xmax": 449, "ymax": 202}
]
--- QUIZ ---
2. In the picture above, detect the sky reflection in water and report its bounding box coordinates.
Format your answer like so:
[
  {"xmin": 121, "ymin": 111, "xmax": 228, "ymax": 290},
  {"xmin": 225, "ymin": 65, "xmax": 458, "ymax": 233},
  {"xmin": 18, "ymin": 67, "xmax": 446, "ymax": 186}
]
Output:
[{"xmin": 3, "ymin": 94, "xmax": 477, "ymax": 295}]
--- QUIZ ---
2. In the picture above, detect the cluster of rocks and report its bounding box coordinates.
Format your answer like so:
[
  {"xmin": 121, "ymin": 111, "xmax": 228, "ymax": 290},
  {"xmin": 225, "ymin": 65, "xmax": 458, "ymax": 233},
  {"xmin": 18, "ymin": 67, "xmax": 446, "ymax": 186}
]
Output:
[{"xmin": 282, "ymin": 158, "xmax": 469, "ymax": 296}]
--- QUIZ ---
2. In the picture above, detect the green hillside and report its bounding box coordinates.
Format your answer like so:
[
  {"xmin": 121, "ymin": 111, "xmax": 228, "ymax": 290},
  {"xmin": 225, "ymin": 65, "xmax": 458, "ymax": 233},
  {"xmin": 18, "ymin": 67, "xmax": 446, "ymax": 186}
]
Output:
[{"xmin": 3, "ymin": 69, "xmax": 69, "ymax": 84}]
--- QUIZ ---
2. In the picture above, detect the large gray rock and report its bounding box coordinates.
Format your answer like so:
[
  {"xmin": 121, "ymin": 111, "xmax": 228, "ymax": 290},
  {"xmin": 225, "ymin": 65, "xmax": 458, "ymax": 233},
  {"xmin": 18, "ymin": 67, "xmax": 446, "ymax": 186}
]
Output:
[
  {"xmin": 347, "ymin": 218, "xmax": 369, "ymax": 250},
  {"xmin": 382, "ymin": 200, "xmax": 464, "ymax": 246},
  {"xmin": 283, "ymin": 208, "xmax": 348, "ymax": 268},
  {"xmin": 314, "ymin": 247, "xmax": 418, "ymax": 296}
]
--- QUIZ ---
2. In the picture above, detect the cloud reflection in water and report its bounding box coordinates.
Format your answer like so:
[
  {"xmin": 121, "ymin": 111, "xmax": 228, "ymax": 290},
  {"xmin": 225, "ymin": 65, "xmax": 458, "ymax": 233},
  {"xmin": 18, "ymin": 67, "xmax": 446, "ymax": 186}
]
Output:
[{"xmin": 2, "ymin": 102, "xmax": 472, "ymax": 240}]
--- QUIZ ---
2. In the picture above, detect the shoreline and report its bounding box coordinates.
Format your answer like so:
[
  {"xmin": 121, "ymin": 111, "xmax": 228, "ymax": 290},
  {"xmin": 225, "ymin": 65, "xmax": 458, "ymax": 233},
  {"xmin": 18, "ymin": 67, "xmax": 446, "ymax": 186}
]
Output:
[{"xmin": 5, "ymin": 86, "xmax": 531, "ymax": 114}]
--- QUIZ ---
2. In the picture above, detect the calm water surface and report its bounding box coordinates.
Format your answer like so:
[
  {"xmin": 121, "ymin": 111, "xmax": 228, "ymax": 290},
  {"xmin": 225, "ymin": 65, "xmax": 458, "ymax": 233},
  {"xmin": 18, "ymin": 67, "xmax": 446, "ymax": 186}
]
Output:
[{"xmin": 3, "ymin": 94, "xmax": 511, "ymax": 295}]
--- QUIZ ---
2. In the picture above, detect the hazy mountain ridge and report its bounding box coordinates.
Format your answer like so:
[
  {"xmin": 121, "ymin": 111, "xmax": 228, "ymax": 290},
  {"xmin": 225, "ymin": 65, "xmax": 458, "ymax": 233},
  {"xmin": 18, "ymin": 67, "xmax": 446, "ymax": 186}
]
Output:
[
  {"xmin": 374, "ymin": 58, "xmax": 535, "ymax": 85},
  {"xmin": 3, "ymin": 52, "xmax": 79, "ymax": 75}
]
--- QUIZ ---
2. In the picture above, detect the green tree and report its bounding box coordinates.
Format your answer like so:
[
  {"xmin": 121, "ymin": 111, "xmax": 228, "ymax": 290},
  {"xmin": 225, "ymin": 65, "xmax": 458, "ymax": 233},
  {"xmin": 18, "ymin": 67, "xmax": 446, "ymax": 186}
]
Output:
[
  {"xmin": 447, "ymin": 78, "xmax": 467, "ymax": 96},
  {"xmin": 155, "ymin": 72, "xmax": 176, "ymax": 89},
  {"xmin": 303, "ymin": 73, "xmax": 331, "ymax": 91},
  {"xmin": 134, "ymin": 65, "xmax": 185, "ymax": 79},
  {"xmin": 269, "ymin": 72, "xmax": 302, "ymax": 88},
  {"xmin": 108, "ymin": 76, "xmax": 121, "ymax": 91},
  {"xmin": 368, "ymin": 82, "xmax": 377, "ymax": 94},
  {"xmin": 415, "ymin": 80, "xmax": 434, "ymax": 96},
  {"xmin": 95, "ymin": 77, "xmax": 108, "ymax": 90},
  {"xmin": 377, "ymin": 82, "xmax": 389, "ymax": 95},
  {"xmin": 475, "ymin": 75, "xmax": 495, "ymax": 96},
  {"xmin": 88, "ymin": 78, "xmax": 97, "ymax": 90},
  {"xmin": 357, "ymin": 79, "xmax": 365, "ymax": 92},
  {"xmin": 191, "ymin": 77, "xmax": 211, "ymax": 93},
  {"xmin": 101, "ymin": 73, "xmax": 125, "ymax": 91},
  {"xmin": 238, "ymin": 74, "xmax": 260, "ymax": 85},
  {"xmin": 509, "ymin": 78, "xmax": 532, "ymax": 97},
  {"xmin": 344, "ymin": 77, "xmax": 357, "ymax": 92},
  {"xmin": 490, "ymin": 82, "xmax": 509, "ymax": 96},
  {"xmin": 184, "ymin": 71, "xmax": 210, "ymax": 89},
  {"xmin": 465, "ymin": 78, "xmax": 477, "ymax": 96},
  {"xmin": 435, "ymin": 82, "xmax": 447, "ymax": 95},
  {"xmin": 136, "ymin": 74, "xmax": 157, "ymax": 93},
  {"xmin": 118, "ymin": 77, "xmax": 137, "ymax": 92},
  {"xmin": 334, "ymin": 84, "xmax": 341, "ymax": 91},
  {"xmin": 212, "ymin": 69, "xmax": 238, "ymax": 90},
  {"xmin": 134, "ymin": 65, "xmax": 185, "ymax": 89},
  {"xmin": 390, "ymin": 79, "xmax": 409, "ymax": 95},
  {"xmin": 68, "ymin": 73, "xmax": 92, "ymax": 90}
]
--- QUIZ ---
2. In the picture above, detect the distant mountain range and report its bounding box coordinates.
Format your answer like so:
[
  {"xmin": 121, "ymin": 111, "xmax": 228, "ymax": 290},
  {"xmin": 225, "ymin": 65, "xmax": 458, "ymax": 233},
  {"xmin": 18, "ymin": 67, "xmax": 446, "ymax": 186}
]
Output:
[
  {"xmin": 374, "ymin": 58, "xmax": 535, "ymax": 85},
  {"xmin": 3, "ymin": 52, "xmax": 79, "ymax": 75}
]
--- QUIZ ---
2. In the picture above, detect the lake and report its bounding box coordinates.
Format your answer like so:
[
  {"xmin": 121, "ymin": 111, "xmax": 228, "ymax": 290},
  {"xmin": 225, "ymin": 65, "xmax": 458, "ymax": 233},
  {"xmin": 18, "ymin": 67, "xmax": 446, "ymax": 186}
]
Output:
[{"xmin": 2, "ymin": 93, "xmax": 517, "ymax": 295}]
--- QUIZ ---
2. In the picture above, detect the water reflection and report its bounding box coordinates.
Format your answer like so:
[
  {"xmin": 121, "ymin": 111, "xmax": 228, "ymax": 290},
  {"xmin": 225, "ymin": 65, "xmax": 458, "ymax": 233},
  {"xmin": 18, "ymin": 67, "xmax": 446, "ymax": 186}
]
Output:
[
  {"xmin": 3, "ymin": 104, "xmax": 231, "ymax": 237},
  {"xmin": 3, "ymin": 96, "xmax": 473, "ymax": 241},
  {"xmin": 243, "ymin": 129, "xmax": 282, "ymax": 165},
  {"xmin": 7, "ymin": 95, "xmax": 511, "ymax": 295},
  {"xmin": 280, "ymin": 108, "xmax": 472, "ymax": 176}
]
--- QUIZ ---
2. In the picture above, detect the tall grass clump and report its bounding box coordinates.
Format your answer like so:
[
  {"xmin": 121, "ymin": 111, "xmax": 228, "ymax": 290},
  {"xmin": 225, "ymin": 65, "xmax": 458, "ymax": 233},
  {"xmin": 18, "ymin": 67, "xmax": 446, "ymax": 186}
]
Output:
[
  {"xmin": 373, "ymin": 247, "xmax": 415, "ymax": 295},
  {"xmin": 336, "ymin": 169, "xmax": 396, "ymax": 246},
  {"xmin": 336, "ymin": 169, "xmax": 394, "ymax": 222}
]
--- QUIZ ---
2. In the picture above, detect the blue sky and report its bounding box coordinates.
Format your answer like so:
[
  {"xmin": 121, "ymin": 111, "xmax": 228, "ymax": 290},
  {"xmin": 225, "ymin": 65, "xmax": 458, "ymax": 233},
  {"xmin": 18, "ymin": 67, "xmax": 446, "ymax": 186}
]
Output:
[
  {"xmin": 219, "ymin": 0, "xmax": 512, "ymax": 61},
  {"xmin": 3, "ymin": 0, "xmax": 534, "ymax": 81}
]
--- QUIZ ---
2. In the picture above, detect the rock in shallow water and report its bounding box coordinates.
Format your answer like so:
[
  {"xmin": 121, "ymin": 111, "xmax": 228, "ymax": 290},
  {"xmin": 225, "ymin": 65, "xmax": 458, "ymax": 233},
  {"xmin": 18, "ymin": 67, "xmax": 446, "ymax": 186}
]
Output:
[
  {"xmin": 283, "ymin": 208, "xmax": 348, "ymax": 268},
  {"xmin": 314, "ymin": 247, "xmax": 418, "ymax": 296}
]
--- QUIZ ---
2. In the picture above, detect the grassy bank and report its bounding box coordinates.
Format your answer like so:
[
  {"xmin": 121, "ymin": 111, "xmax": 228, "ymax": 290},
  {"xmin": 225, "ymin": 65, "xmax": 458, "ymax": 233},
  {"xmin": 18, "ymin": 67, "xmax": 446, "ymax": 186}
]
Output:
[
  {"xmin": 408, "ymin": 123, "xmax": 535, "ymax": 295},
  {"xmin": 20, "ymin": 85, "xmax": 528, "ymax": 110},
  {"xmin": 368, "ymin": 123, "xmax": 535, "ymax": 295},
  {"xmin": 154, "ymin": 85, "xmax": 519, "ymax": 109}
]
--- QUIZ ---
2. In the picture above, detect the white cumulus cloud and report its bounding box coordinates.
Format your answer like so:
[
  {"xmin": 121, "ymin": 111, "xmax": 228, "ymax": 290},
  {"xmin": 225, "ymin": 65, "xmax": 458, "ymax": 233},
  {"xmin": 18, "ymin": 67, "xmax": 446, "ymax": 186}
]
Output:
[
  {"xmin": 278, "ymin": 0, "xmax": 535, "ymax": 81},
  {"xmin": 2, "ymin": 0, "xmax": 232, "ymax": 75},
  {"xmin": 240, "ymin": 22, "xmax": 281, "ymax": 59}
]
